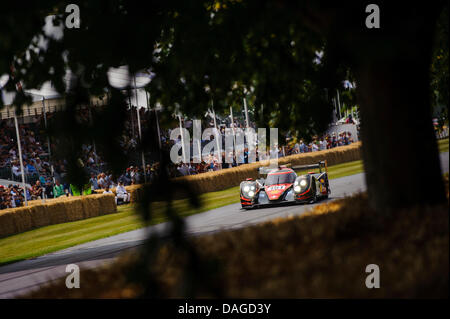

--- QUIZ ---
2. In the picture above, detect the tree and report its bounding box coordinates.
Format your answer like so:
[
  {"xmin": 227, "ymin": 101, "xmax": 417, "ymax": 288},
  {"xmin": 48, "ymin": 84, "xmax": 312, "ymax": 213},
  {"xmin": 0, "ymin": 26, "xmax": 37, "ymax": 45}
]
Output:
[{"xmin": 316, "ymin": 1, "xmax": 447, "ymax": 212}]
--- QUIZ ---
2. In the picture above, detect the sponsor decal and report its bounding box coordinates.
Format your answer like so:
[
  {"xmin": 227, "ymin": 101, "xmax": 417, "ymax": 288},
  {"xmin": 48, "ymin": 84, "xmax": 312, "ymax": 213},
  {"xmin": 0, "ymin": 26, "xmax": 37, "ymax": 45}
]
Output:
[
  {"xmin": 267, "ymin": 185, "xmax": 286, "ymax": 191},
  {"xmin": 266, "ymin": 184, "xmax": 291, "ymax": 200}
]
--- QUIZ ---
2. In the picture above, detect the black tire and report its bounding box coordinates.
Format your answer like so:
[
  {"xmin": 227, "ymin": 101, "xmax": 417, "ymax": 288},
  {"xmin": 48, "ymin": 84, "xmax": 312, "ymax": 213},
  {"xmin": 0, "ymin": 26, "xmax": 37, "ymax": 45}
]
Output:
[
  {"xmin": 310, "ymin": 179, "xmax": 317, "ymax": 203},
  {"xmin": 324, "ymin": 187, "xmax": 330, "ymax": 199}
]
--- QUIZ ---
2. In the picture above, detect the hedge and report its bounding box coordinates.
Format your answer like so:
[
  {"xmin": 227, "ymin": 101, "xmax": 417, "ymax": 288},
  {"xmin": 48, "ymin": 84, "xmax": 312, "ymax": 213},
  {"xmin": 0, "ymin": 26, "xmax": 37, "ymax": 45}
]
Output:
[{"xmin": 0, "ymin": 194, "xmax": 116, "ymax": 238}]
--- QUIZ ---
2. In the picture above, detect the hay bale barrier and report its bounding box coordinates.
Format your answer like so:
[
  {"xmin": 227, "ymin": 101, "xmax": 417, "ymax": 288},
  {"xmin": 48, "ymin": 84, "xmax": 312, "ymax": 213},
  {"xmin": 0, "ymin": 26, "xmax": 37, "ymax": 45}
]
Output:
[
  {"xmin": 97, "ymin": 194, "xmax": 117, "ymax": 216},
  {"xmin": 28, "ymin": 204, "xmax": 50, "ymax": 229},
  {"xmin": 0, "ymin": 194, "xmax": 117, "ymax": 238},
  {"xmin": 65, "ymin": 198, "xmax": 86, "ymax": 222},
  {"xmin": 81, "ymin": 196, "xmax": 102, "ymax": 219},
  {"xmin": 45, "ymin": 201, "xmax": 69, "ymax": 225},
  {"xmin": 11, "ymin": 207, "xmax": 33, "ymax": 234},
  {"xmin": 0, "ymin": 210, "xmax": 17, "ymax": 238}
]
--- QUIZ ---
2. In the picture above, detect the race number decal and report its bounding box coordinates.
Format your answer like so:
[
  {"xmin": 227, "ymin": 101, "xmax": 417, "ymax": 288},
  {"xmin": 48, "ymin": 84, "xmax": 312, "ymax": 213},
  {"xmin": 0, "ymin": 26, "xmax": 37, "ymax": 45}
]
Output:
[{"xmin": 267, "ymin": 185, "xmax": 286, "ymax": 191}]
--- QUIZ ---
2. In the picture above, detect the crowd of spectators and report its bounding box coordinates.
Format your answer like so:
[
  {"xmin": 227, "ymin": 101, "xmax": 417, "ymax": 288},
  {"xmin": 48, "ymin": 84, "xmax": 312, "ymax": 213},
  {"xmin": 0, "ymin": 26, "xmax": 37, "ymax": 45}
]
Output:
[
  {"xmin": 1, "ymin": 120, "xmax": 52, "ymax": 179},
  {"xmin": 170, "ymin": 128, "xmax": 356, "ymax": 176},
  {"xmin": 287, "ymin": 131, "xmax": 355, "ymax": 155}
]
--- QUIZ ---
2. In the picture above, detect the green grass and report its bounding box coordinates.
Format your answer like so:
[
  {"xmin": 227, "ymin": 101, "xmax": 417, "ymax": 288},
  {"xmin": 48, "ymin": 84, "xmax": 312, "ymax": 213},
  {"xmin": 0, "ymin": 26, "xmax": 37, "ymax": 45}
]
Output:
[
  {"xmin": 438, "ymin": 138, "xmax": 449, "ymax": 153},
  {"xmin": 294, "ymin": 160, "xmax": 364, "ymax": 180},
  {"xmin": 0, "ymin": 139, "xmax": 447, "ymax": 266}
]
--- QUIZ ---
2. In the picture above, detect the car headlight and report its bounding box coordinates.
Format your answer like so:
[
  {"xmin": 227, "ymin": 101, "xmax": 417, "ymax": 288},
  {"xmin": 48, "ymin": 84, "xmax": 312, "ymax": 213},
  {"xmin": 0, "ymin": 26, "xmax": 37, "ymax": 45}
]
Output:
[
  {"xmin": 294, "ymin": 185, "xmax": 301, "ymax": 192},
  {"xmin": 250, "ymin": 186, "xmax": 255, "ymax": 191},
  {"xmin": 299, "ymin": 179, "xmax": 307, "ymax": 187},
  {"xmin": 248, "ymin": 190, "xmax": 255, "ymax": 197},
  {"xmin": 243, "ymin": 185, "xmax": 250, "ymax": 192}
]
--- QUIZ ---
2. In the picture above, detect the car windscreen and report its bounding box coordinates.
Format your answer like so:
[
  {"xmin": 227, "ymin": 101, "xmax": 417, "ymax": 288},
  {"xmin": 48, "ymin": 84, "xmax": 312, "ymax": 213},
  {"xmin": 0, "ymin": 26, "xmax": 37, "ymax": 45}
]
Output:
[{"xmin": 265, "ymin": 172, "xmax": 296, "ymax": 185}]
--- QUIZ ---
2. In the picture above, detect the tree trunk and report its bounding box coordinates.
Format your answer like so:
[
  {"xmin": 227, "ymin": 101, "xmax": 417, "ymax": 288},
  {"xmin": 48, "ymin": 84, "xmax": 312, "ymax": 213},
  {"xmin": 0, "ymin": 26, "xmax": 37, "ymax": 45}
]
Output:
[{"xmin": 351, "ymin": 7, "xmax": 446, "ymax": 213}]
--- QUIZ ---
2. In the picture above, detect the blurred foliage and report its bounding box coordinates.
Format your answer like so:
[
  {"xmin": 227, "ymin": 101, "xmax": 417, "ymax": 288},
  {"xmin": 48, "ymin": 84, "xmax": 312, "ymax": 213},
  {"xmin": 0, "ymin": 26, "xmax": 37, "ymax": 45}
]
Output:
[
  {"xmin": 430, "ymin": 5, "xmax": 449, "ymax": 124},
  {"xmin": 0, "ymin": 1, "xmax": 344, "ymax": 144}
]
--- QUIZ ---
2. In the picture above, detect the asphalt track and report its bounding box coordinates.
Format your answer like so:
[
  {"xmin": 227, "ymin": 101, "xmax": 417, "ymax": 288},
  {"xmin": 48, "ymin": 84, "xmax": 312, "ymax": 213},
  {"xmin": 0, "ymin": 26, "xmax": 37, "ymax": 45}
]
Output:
[{"xmin": 0, "ymin": 152, "xmax": 448, "ymax": 298}]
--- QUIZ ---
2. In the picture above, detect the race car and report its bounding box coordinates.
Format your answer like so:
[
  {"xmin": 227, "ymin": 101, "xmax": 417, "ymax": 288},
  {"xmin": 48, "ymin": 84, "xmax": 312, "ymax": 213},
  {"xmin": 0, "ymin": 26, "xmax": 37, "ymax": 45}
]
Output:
[{"xmin": 240, "ymin": 161, "xmax": 330, "ymax": 209}]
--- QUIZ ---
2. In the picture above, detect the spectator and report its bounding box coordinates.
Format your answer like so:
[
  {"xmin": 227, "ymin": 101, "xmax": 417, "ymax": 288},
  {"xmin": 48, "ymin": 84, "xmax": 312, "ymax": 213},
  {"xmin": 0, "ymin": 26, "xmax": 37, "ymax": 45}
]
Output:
[
  {"xmin": 319, "ymin": 138, "xmax": 327, "ymax": 151},
  {"xmin": 294, "ymin": 141, "xmax": 300, "ymax": 154},
  {"xmin": 44, "ymin": 179, "xmax": 54, "ymax": 199},
  {"xmin": 31, "ymin": 180, "xmax": 43, "ymax": 200},
  {"xmin": 25, "ymin": 161, "xmax": 37, "ymax": 175},
  {"xmin": 312, "ymin": 142, "xmax": 319, "ymax": 152},
  {"xmin": 346, "ymin": 114, "xmax": 355, "ymax": 124},
  {"xmin": 39, "ymin": 175, "xmax": 46, "ymax": 185},
  {"xmin": 103, "ymin": 185, "xmax": 113, "ymax": 194},
  {"xmin": 34, "ymin": 157, "xmax": 43, "ymax": 172},
  {"xmin": 116, "ymin": 181, "xmax": 130, "ymax": 204},
  {"xmin": 123, "ymin": 168, "xmax": 132, "ymax": 185},
  {"xmin": 53, "ymin": 180, "xmax": 65, "ymax": 198},
  {"xmin": 97, "ymin": 173, "xmax": 107, "ymax": 189},
  {"xmin": 89, "ymin": 173, "xmax": 99, "ymax": 190},
  {"xmin": 177, "ymin": 164, "xmax": 185, "ymax": 176},
  {"xmin": 102, "ymin": 185, "xmax": 117, "ymax": 204},
  {"xmin": 12, "ymin": 162, "xmax": 21, "ymax": 177}
]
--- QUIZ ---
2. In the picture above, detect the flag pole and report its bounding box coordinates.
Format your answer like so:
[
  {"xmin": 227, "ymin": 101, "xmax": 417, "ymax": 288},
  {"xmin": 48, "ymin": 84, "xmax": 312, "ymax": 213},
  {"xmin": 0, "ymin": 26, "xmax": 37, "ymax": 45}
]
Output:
[
  {"xmin": 336, "ymin": 89, "xmax": 342, "ymax": 120},
  {"xmin": 230, "ymin": 106, "xmax": 236, "ymax": 163},
  {"xmin": 146, "ymin": 91, "xmax": 162, "ymax": 150},
  {"xmin": 243, "ymin": 97, "xmax": 249, "ymax": 128},
  {"xmin": 211, "ymin": 102, "xmax": 222, "ymax": 169},
  {"xmin": 155, "ymin": 107, "xmax": 162, "ymax": 149},
  {"xmin": 14, "ymin": 113, "xmax": 28, "ymax": 206},
  {"xmin": 42, "ymin": 96, "xmax": 55, "ymax": 183},
  {"xmin": 134, "ymin": 76, "xmax": 147, "ymax": 183}
]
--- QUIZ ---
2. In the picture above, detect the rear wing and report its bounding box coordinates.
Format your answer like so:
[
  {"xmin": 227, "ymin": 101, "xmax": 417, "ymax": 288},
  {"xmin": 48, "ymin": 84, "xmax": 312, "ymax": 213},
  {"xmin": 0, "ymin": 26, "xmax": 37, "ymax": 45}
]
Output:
[
  {"xmin": 257, "ymin": 161, "xmax": 328, "ymax": 176},
  {"xmin": 291, "ymin": 161, "xmax": 328, "ymax": 174}
]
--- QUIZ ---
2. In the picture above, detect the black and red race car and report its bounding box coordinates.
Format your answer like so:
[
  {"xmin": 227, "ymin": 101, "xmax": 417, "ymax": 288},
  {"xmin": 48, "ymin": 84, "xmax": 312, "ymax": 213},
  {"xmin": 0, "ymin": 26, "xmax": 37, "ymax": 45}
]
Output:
[{"xmin": 240, "ymin": 161, "xmax": 331, "ymax": 209}]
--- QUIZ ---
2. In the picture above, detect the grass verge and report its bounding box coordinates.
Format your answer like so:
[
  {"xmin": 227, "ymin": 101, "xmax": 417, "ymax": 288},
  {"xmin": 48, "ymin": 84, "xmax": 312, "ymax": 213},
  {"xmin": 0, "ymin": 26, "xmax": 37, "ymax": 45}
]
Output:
[{"xmin": 438, "ymin": 137, "xmax": 449, "ymax": 153}]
